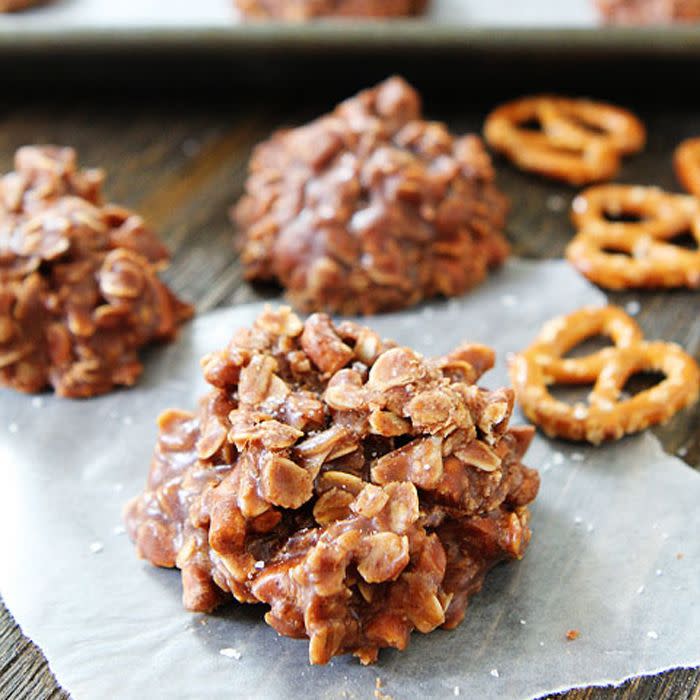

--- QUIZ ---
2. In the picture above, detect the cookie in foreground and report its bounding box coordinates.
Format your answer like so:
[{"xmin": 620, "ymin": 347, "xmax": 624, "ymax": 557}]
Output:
[
  {"xmin": 234, "ymin": 0, "xmax": 428, "ymax": 19},
  {"xmin": 509, "ymin": 305, "xmax": 700, "ymax": 444},
  {"xmin": 233, "ymin": 76, "xmax": 509, "ymax": 315},
  {"xmin": 125, "ymin": 306, "xmax": 540, "ymax": 665},
  {"xmin": 0, "ymin": 146, "xmax": 193, "ymax": 397}
]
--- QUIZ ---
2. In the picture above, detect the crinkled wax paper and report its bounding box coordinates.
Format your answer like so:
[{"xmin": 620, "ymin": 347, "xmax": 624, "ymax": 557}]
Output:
[
  {"xmin": 1, "ymin": 260, "xmax": 698, "ymax": 700},
  {"xmin": 1, "ymin": 0, "xmax": 596, "ymax": 29}
]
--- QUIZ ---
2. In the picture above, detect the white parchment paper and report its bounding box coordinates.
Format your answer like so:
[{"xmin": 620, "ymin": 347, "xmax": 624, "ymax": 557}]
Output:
[
  {"xmin": 1, "ymin": 260, "xmax": 698, "ymax": 700},
  {"xmin": 0, "ymin": 0, "xmax": 596, "ymax": 29}
]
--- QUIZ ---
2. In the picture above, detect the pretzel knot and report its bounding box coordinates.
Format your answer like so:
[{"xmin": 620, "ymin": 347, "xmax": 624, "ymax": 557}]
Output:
[
  {"xmin": 674, "ymin": 137, "xmax": 700, "ymax": 198},
  {"xmin": 483, "ymin": 96, "xmax": 645, "ymax": 186},
  {"xmin": 509, "ymin": 306, "xmax": 700, "ymax": 444},
  {"xmin": 566, "ymin": 185, "xmax": 700, "ymax": 290}
]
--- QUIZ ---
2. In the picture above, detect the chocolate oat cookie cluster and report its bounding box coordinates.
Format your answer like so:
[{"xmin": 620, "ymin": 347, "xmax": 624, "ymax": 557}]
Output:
[
  {"xmin": 234, "ymin": 0, "xmax": 428, "ymax": 19},
  {"xmin": 234, "ymin": 77, "xmax": 509, "ymax": 315},
  {"xmin": 0, "ymin": 146, "xmax": 192, "ymax": 397},
  {"xmin": 126, "ymin": 306, "xmax": 539, "ymax": 664},
  {"xmin": 595, "ymin": 0, "xmax": 700, "ymax": 23}
]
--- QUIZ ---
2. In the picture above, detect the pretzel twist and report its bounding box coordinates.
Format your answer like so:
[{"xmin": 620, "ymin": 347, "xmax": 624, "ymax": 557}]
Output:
[
  {"xmin": 484, "ymin": 96, "xmax": 645, "ymax": 186},
  {"xmin": 566, "ymin": 185, "xmax": 700, "ymax": 290},
  {"xmin": 674, "ymin": 137, "xmax": 700, "ymax": 198},
  {"xmin": 509, "ymin": 306, "xmax": 700, "ymax": 444}
]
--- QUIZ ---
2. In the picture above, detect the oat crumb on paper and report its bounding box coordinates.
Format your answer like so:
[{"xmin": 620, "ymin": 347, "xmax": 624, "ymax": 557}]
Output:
[
  {"xmin": 570, "ymin": 452, "xmax": 585, "ymax": 462},
  {"xmin": 520, "ymin": 619, "xmax": 527, "ymax": 625},
  {"xmin": 8, "ymin": 422, "xmax": 18, "ymax": 433},
  {"xmin": 676, "ymin": 552, "xmax": 685, "ymax": 560},
  {"xmin": 89, "ymin": 541, "xmax": 104, "ymax": 554},
  {"xmin": 647, "ymin": 631, "xmax": 659, "ymax": 640},
  {"xmin": 636, "ymin": 585, "xmax": 645, "ymax": 594},
  {"xmin": 490, "ymin": 669, "xmax": 500, "ymax": 678},
  {"xmin": 566, "ymin": 629, "xmax": 580, "ymax": 641},
  {"xmin": 374, "ymin": 677, "xmax": 392, "ymax": 700},
  {"xmin": 453, "ymin": 686, "xmax": 460, "ymax": 696},
  {"xmin": 112, "ymin": 525, "xmax": 126, "ymax": 536},
  {"xmin": 31, "ymin": 397, "xmax": 43, "ymax": 408}
]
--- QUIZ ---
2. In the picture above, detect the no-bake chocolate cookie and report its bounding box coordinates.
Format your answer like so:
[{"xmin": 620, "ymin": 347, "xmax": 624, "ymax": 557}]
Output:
[
  {"xmin": 0, "ymin": 0, "xmax": 42, "ymax": 11},
  {"xmin": 234, "ymin": 77, "xmax": 509, "ymax": 315},
  {"xmin": 235, "ymin": 0, "xmax": 428, "ymax": 19},
  {"xmin": 595, "ymin": 0, "xmax": 700, "ymax": 23},
  {"xmin": 125, "ymin": 306, "xmax": 539, "ymax": 665},
  {"xmin": 0, "ymin": 146, "xmax": 192, "ymax": 398}
]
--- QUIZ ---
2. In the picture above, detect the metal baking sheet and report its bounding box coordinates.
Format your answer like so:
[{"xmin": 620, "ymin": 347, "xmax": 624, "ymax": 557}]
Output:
[
  {"xmin": 1, "ymin": 259, "xmax": 699, "ymax": 700},
  {"xmin": 0, "ymin": 0, "xmax": 699, "ymax": 58}
]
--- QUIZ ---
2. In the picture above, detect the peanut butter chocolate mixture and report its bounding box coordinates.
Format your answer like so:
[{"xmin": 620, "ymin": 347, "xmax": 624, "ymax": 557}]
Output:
[
  {"xmin": 126, "ymin": 307, "xmax": 539, "ymax": 665},
  {"xmin": 234, "ymin": 0, "xmax": 428, "ymax": 19},
  {"xmin": 234, "ymin": 77, "xmax": 509, "ymax": 315},
  {"xmin": 0, "ymin": 146, "xmax": 192, "ymax": 398}
]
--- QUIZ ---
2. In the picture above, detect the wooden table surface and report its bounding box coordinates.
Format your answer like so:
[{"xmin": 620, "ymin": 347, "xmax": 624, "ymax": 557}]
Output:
[{"xmin": 0, "ymin": 87, "xmax": 698, "ymax": 700}]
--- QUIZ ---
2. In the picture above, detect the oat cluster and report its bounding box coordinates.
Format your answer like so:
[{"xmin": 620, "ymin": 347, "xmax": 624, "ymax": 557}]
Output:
[
  {"xmin": 0, "ymin": 146, "xmax": 192, "ymax": 397},
  {"xmin": 126, "ymin": 306, "xmax": 539, "ymax": 664},
  {"xmin": 234, "ymin": 77, "xmax": 509, "ymax": 315}
]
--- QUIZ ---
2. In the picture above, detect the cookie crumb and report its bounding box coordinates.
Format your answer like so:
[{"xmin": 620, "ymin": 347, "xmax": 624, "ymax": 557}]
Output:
[
  {"xmin": 374, "ymin": 677, "xmax": 392, "ymax": 700},
  {"xmin": 566, "ymin": 629, "xmax": 580, "ymax": 641},
  {"xmin": 676, "ymin": 552, "xmax": 684, "ymax": 560}
]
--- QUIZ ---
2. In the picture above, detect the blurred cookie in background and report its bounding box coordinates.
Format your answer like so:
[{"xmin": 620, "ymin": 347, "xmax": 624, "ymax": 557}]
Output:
[
  {"xmin": 234, "ymin": 0, "xmax": 428, "ymax": 20},
  {"xmin": 595, "ymin": 0, "xmax": 700, "ymax": 23}
]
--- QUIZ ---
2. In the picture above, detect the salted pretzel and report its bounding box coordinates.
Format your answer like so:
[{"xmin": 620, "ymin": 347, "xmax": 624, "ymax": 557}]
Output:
[
  {"xmin": 566, "ymin": 185, "xmax": 700, "ymax": 289},
  {"xmin": 674, "ymin": 137, "xmax": 700, "ymax": 198},
  {"xmin": 483, "ymin": 96, "xmax": 645, "ymax": 186},
  {"xmin": 509, "ymin": 306, "xmax": 700, "ymax": 444}
]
